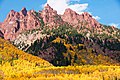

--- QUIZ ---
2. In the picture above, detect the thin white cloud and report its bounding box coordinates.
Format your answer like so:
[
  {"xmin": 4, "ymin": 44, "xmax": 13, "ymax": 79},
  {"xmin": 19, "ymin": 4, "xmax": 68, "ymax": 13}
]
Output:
[
  {"xmin": 87, "ymin": 12, "xmax": 101, "ymax": 20},
  {"xmin": 68, "ymin": 3, "xmax": 88, "ymax": 14},
  {"xmin": 92, "ymin": 16, "xmax": 101, "ymax": 20},
  {"xmin": 43, "ymin": 0, "xmax": 101, "ymax": 21},
  {"xmin": 44, "ymin": 0, "xmax": 88, "ymax": 14},
  {"xmin": 109, "ymin": 23, "xmax": 119, "ymax": 28}
]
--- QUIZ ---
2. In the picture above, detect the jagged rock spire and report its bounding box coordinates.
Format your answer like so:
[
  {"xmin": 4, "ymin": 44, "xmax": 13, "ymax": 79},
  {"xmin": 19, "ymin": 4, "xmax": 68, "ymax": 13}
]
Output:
[{"xmin": 20, "ymin": 7, "xmax": 27, "ymax": 16}]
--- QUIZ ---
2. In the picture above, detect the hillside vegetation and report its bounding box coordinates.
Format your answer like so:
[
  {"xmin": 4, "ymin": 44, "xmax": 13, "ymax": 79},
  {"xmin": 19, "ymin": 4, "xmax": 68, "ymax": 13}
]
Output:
[
  {"xmin": 25, "ymin": 25, "xmax": 120, "ymax": 66},
  {"xmin": 1, "ymin": 65, "xmax": 120, "ymax": 80},
  {"xmin": 0, "ymin": 38, "xmax": 52, "ymax": 79},
  {"xmin": 0, "ymin": 35, "xmax": 120, "ymax": 80}
]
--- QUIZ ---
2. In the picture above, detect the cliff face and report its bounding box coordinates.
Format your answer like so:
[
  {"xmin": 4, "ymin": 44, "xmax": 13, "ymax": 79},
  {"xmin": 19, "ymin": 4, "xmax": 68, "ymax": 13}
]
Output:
[
  {"xmin": 0, "ymin": 8, "xmax": 42, "ymax": 40},
  {"xmin": 0, "ymin": 4, "xmax": 106, "ymax": 41},
  {"xmin": 41, "ymin": 4, "xmax": 65, "ymax": 28},
  {"xmin": 62, "ymin": 8, "xmax": 102, "ymax": 28}
]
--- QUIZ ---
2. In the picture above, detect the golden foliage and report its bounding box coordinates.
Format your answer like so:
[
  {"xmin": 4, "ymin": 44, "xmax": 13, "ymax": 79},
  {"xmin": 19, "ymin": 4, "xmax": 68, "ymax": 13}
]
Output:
[
  {"xmin": 52, "ymin": 37, "xmax": 118, "ymax": 66},
  {"xmin": 0, "ymin": 38, "xmax": 53, "ymax": 79},
  {"xmin": 0, "ymin": 38, "xmax": 120, "ymax": 80},
  {"xmin": 0, "ymin": 38, "xmax": 52, "ymax": 67},
  {"xmin": 1, "ymin": 65, "xmax": 120, "ymax": 80}
]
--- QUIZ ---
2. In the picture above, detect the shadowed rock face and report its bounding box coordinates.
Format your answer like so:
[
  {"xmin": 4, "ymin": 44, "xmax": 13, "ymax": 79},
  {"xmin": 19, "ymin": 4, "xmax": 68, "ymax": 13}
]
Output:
[
  {"xmin": 0, "ymin": 23, "xmax": 3, "ymax": 38},
  {"xmin": 0, "ymin": 30, "xmax": 3, "ymax": 38},
  {"xmin": 20, "ymin": 7, "xmax": 27, "ymax": 16}
]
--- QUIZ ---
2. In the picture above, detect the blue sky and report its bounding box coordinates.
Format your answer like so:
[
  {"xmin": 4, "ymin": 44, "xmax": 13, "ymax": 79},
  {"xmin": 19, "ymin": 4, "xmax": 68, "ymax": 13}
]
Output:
[{"xmin": 0, "ymin": 0, "xmax": 120, "ymax": 28}]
